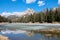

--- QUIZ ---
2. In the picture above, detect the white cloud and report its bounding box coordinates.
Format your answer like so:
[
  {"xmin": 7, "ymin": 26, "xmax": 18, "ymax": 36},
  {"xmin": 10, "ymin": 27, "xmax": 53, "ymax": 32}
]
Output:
[
  {"xmin": 0, "ymin": 12, "xmax": 24, "ymax": 17},
  {"xmin": 26, "ymin": 0, "xmax": 36, "ymax": 4},
  {"xmin": 0, "ymin": 12, "xmax": 12, "ymax": 17},
  {"xmin": 11, "ymin": 0, "xmax": 16, "ymax": 2},
  {"xmin": 58, "ymin": 0, "xmax": 60, "ymax": 4},
  {"xmin": 38, "ymin": 1, "xmax": 45, "ymax": 6}
]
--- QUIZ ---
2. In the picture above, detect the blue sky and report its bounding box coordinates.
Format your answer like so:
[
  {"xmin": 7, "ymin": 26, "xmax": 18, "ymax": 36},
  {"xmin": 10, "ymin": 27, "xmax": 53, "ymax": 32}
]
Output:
[{"xmin": 0, "ymin": 0, "xmax": 60, "ymax": 13}]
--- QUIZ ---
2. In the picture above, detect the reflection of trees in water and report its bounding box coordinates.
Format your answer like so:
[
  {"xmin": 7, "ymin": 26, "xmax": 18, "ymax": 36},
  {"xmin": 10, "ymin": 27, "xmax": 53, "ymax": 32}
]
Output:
[
  {"xmin": 31, "ymin": 30, "xmax": 60, "ymax": 40},
  {"xmin": 25, "ymin": 31, "xmax": 35, "ymax": 37},
  {"xmin": 42, "ymin": 34, "xmax": 60, "ymax": 40}
]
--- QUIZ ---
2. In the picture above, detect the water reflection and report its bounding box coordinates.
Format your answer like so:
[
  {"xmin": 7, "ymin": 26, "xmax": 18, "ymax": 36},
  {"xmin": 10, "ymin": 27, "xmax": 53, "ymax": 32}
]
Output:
[
  {"xmin": 1, "ymin": 30, "xmax": 60, "ymax": 40},
  {"xmin": 26, "ymin": 31, "xmax": 60, "ymax": 40},
  {"xmin": 0, "ymin": 23, "xmax": 60, "ymax": 40}
]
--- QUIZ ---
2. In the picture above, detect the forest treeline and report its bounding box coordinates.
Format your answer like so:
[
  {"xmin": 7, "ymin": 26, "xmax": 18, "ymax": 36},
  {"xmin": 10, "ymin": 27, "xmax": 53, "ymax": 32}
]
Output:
[
  {"xmin": 0, "ymin": 15, "xmax": 11, "ymax": 23},
  {"xmin": 0, "ymin": 7, "xmax": 60, "ymax": 23}
]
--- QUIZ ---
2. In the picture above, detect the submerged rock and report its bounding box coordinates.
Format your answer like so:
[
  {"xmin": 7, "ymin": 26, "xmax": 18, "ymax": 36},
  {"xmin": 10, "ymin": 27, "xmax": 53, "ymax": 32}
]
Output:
[{"xmin": 0, "ymin": 35, "xmax": 9, "ymax": 40}]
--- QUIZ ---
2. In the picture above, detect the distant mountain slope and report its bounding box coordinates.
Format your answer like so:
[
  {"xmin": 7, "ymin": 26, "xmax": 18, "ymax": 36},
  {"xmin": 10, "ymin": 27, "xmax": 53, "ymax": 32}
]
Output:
[{"xmin": 7, "ymin": 8, "xmax": 34, "ymax": 20}]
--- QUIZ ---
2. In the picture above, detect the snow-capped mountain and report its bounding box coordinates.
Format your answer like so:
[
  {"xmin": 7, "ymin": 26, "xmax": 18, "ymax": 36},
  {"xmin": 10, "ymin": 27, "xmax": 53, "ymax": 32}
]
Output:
[
  {"xmin": 0, "ymin": 8, "xmax": 35, "ymax": 17},
  {"xmin": 0, "ymin": 8, "xmax": 35, "ymax": 20}
]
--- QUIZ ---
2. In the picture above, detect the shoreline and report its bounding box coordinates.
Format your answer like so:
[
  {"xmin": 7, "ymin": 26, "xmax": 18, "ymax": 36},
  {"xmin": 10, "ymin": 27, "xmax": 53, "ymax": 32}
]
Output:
[
  {"xmin": 0, "ymin": 22, "xmax": 60, "ymax": 25},
  {"xmin": 0, "ymin": 22, "xmax": 60, "ymax": 24}
]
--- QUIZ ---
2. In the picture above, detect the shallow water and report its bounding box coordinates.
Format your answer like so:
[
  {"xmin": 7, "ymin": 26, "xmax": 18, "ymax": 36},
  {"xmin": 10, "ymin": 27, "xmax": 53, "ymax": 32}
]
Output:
[
  {"xmin": 0, "ymin": 30, "xmax": 60, "ymax": 40},
  {"xmin": 0, "ymin": 23, "xmax": 60, "ymax": 40}
]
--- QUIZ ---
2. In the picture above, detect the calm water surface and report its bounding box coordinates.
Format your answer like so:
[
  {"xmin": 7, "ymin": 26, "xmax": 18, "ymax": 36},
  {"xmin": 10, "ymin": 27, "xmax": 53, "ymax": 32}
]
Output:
[{"xmin": 0, "ymin": 23, "xmax": 60, "ymax": 40}]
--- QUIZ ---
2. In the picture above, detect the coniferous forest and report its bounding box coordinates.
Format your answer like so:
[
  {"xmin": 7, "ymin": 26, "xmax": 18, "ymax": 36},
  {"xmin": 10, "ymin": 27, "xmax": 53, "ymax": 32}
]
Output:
[{"xmin": 0, "ymin": 7, "xmax": 60, "ymax": 23}]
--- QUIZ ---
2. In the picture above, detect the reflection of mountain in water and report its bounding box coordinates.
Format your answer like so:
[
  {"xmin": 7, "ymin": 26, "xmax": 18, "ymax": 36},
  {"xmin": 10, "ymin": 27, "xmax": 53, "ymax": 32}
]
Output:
[
  {"xmin": 0, "ymin": 23, "xmax": 60, "ymax": 40},
  {"xmin": 1, "ymin": 31, "xmax": 60, "ymax": 40}
]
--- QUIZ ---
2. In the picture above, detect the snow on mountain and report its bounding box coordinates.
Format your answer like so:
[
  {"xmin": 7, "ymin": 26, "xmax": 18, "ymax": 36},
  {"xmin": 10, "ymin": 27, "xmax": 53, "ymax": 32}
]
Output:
[{"xmin": 0, "ymin": 8, "xmax": 35, "ymax": 17}]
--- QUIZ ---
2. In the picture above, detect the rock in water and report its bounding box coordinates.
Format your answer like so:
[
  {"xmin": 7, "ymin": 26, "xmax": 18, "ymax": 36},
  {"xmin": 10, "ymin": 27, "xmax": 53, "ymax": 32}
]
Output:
[{"xmin": 0, "ymin": 35, "xmax": 9, "ymax": 40}]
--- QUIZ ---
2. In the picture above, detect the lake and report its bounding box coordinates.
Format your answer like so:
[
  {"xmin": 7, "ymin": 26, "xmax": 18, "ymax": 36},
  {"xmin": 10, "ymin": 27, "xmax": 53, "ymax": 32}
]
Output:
[{"xmin": 0, "ymin": 23, "xmax": 60, "ymax": 40}]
